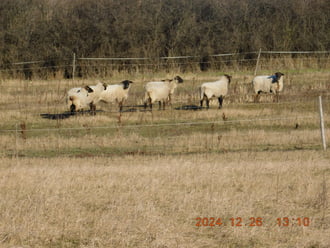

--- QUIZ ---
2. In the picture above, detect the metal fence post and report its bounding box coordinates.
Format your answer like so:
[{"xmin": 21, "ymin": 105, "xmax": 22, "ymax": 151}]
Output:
[
  {"xmin": 72, "ymin": 53, "xmax": 76, "ymax": 80},
  {"xmin": 319, "ymin": 96, "xmax": 327, "ymax": 150},
  {"xmin": 254, "ymin": 48, "xmax": 262, "ymax": 76}
]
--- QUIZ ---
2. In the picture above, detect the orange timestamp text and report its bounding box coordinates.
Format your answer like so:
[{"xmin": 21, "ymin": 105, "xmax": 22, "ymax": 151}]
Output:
[{"xmin": 195, "ymin": 217, "xmax": 311, "ymax": 227}]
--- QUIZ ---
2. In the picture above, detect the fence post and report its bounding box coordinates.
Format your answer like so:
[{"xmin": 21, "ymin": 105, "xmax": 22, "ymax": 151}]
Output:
[
  {"xmin": 72, "ymin": 53, "xmax": 76, "ymax": 80},
  {"xmin": 15, "ymin": 123, "xmax": 19, "ymax": 166},
  {"xmin": 254, "ymin": 48, "xmax": 262, "ymax": 76},
  {"xmin": 319, "ymin": 96, "xmax": 327, "ymax": 150}
]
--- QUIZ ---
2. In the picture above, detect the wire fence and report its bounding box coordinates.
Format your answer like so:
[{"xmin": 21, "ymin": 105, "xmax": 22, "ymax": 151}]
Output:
[
  {"xmin": 0, "ymin": 97, "xmax": 327, "ymax": 158},
  {"xmin": 0, "ymin": 114, "xmax": 317, "ymax": 133},
  {"xmin": 1, "ymin": 50, "xmax": 329, "ymax": 79},
  {"xmin": 0, "ymin": 51, "xmax": 328, "ymax": 156}
]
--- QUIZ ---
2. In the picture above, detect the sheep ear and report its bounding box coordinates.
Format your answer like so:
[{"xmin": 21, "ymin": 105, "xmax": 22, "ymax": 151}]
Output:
[
  {"xmin": 84, "ymin": 86, "xmax": 94, "ymax": 93},
  {"xmin": 224, "ymin": 74, "xmax": 232, "ymax": 82},
  {"xmin": 102, "ymin": 83, "xmax": 107, "ymax": 90},
  {"xmin": 175, "ymin": 76, "xmax": 184, "ymax": 83}
]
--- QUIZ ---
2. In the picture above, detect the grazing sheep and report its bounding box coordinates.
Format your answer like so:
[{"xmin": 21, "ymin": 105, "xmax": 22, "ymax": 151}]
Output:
[
  {"xmin": 144, "ymin": 76, "xmax": 183, "ymax": 110},
  {"xmin": 200, "ymin": 74, "xmax": 232, "ymax": 109},
  {"xmin": 99, "ymin": 80, "xmax": 134, "ymax": 112},
  {"xmin": 252, "ymin": 72, "xmax": 284, "ymax": 102},
  {"xmin": 67, "ymin": 86, "xmax": 92, "ymax": 113},
  {"xmin": 67, "ymin": 82, "xmax": 107, "ymax": 114}
]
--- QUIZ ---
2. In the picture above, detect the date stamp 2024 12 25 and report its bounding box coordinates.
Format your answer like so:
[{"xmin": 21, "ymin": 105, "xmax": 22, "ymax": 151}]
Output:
[{"xmin": 195, "ymin": 217, "xmax": 311, "ymax": 227}]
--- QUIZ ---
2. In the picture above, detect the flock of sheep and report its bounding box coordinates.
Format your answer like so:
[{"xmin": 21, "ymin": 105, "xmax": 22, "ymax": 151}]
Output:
[{"xmin": 67, "ymin": 72, "xmax": 284, "ymax": 114}]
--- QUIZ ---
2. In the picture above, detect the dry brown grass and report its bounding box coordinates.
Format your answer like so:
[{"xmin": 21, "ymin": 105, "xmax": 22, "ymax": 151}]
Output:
[
  {"xmin": 0, "ymin": 152, "xmax": 329, "ymax": 248},
  {"xmin": 0, "ymin": 68, "xmax": 329, "ymax": 247}
]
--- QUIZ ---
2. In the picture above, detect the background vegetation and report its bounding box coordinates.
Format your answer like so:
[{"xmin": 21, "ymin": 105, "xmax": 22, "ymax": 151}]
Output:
[{"xmin": 1, "ymin": 0, "xmax": 329, "ymax": 78}]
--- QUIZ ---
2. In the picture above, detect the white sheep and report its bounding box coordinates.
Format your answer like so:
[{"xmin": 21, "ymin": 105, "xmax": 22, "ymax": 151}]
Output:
[
  {"xmin": 252, "ymin": 72, "xmax": 284, "ymax": 102},
  {"xmin": 67, "ymin": 82, "xmax": 107, "ymax": 114},
  {"xmin": 200, "ymin": 74, "xmax": 232, "ymax": 109},
  {"xmin": 99, "ymin": 80, "xmax": 134, "ymax": 112},
  {"xmin": 144, "ymin": 76, "xmax": 183, "ymax": 110}
]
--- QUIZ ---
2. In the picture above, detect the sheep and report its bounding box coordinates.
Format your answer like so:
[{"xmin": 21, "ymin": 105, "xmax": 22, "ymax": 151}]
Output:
[
  {"xmin": 67, "ymin": 86, "xmax": 92, "ymax": 113},
  {"xmin": 199, "ymin": 74, "xmax": 232, "ymax": 109},
  {"xmin": 99, "ymin": 80, "xmax": 134, "ymax": 112},
  {"xmin": 252, "ymin": 72, "xmax": 284, "ymax": 103},
  {"xmin": 67, "ymin": 82, "xmax": 107, "ymax": 114},
  {"xmin": 144, "ymin": 75, "xmax": 183, "ymax": 110}
]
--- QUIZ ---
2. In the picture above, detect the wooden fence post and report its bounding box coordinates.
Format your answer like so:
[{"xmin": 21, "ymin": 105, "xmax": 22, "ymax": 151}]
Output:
[
  {"xmin": 254, "ymin": 48, "xmax": 262, "ymax": 76},
  {"xmin": 319, "ymin": 96, "xmax": 327, "ymax": 150},
  {"xmin": 72, "ymin": 53, "xmax": 76, "ymax": 80}
]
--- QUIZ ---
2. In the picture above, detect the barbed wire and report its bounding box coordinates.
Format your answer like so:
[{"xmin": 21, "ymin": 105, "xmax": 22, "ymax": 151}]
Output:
[
  {"xmin": 0, "ymin": 114, "xmax": 316, "ymax": 133},
  {"xmin": 1, "ymin": 50, "xmax": 329, "ymax": 71},
  {"xmin": 0, "ymin": 95, "xmax": 328, "ymax": 114}
]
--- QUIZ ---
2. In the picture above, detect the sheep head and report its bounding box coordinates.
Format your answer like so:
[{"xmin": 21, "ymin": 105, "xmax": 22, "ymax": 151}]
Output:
[
  {"xmin": 275, "ymin": 72, "xmax": 284, "ymax": 79},
  {"xmin": 84, "ymin": 86, "xmax": 94, "ymax": 93},
  {"xmin": 121, "ymin": 80, "xmax": 133, "ymax": 89},
  {"xmin": 174, "ymin": 75, "xmax": 183, "ymax": 83},
  {"xmin": 224, "ymin": 74, "xmax": 232, "ymax": 83}
]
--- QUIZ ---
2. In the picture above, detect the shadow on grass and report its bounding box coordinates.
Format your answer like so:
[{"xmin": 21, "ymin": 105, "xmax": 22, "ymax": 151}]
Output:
[
  {"xmin": 40, "ymin": 110, "xmax": 104, "ymax": 120},
  {"xmin": 175, "ymin": 104, "xmax": 203, "ymax": 110},
  {"xmin": 39, "ymin": 104, "xmax": 234, "ymax": 120}
]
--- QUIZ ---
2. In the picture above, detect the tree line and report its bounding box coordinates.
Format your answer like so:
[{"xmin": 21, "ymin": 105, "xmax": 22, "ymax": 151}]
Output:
[{"xmin": 1, "ymin": 0, "xmax": 329, "ymax": 78}]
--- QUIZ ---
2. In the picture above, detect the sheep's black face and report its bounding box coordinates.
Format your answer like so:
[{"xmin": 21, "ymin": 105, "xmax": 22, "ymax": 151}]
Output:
[
  {"xmin": 275, "ymin": 72, "xmax": 284, "ymax": 79},
  {"xmin": 175, "ymin": 76, "xmax": 184, "ymax": 83},
  {"xmin": 224, "ymin": 74, "xmax": 232, "ymax": 83},
  {"xmin": 122, "ymin": 80, "xmax": 133, "ymax": 89},
  {"xmin": 84, "ymin": 86, "xmax": 94, "ymax": 93}
]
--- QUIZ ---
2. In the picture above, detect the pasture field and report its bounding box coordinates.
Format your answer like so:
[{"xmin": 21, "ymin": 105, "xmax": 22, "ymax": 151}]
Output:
[{"xmin": 0, "ymin": 67, "xmax": 329, "ymax": 247}]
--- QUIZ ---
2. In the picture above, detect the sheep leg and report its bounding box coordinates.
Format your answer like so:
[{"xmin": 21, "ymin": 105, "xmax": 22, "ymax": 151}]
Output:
[
  {"xmin": 168, "ymin": 94, "xmax": 172, "ymax": 108},
  {"xmin": 200, "ymin": 94, "xmax": 206, "ymax": 108},
  {"xmin": 89, "ymin": 102, "xmax": 96, "ymax": 115},
  {"xmin": 254, "ymin": 92, "xmax": 261, "ymax": 103},
  {"xmin": 158, "ymin": 101, "xmax": 162, "ymax": 110},
  {"xmin": 119, "ymin": 101, "xmax": 123, "ymax": 112},
  {"xmin": 218, "ymin": 96, "xmax": 223, "ymax": 109},
  {"xmin": 144, "ymin": 98, "xmax": 152, "ymax": 110},
  {"xmin": 149, "ymin": 98, "xmax": 153, "ymax": 110},
  {"xmin": 275, "ymin": 91, "xmax": 279, "ymax": 102},
  {"xmin": 206, "ymin": 99, "xmax": 210, "ymax": 109},
  {"xmin": 162, "ymin": 101, "xmax": 166, "ymax": 110}
]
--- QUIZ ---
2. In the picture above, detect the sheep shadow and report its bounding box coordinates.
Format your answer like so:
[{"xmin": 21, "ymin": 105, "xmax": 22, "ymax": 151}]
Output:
[
  {"xmin": 41, "ymin": 105, "xmax": 203, "ymax": 119},
  {"xmin": 40, "ymin": 110, "xmax": 104, "ymax": 120},
  {"xmin": 120, "ymin": 105, "xmax": 144, "ymax": 112},
  {"xmin": 175, "ymin": 104, "xmax": 203, "ymax": 111},
  {"xmin": 124, "ymin": 104, "xmax": 203, "ymax": 112}
]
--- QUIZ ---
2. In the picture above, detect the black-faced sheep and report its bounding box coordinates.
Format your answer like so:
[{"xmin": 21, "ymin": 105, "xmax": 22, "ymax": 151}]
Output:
[
  {"xmin": 252, "ymin": 72, "xmax": 284, "ymax": 102},
  {"xmin": 67, "ymin": 82, "xmax": 107, "ymax": 114},
  {"xmin": 200, "ymin": 74, "xmax": 232, "ymax": 109},
  {"xmin": 144, "ymin": 76, "xmax": 183, "ymax": 110},
  {"xmin": 99, "ymin": 80, "xmax": 134, "ymax": 112}
]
